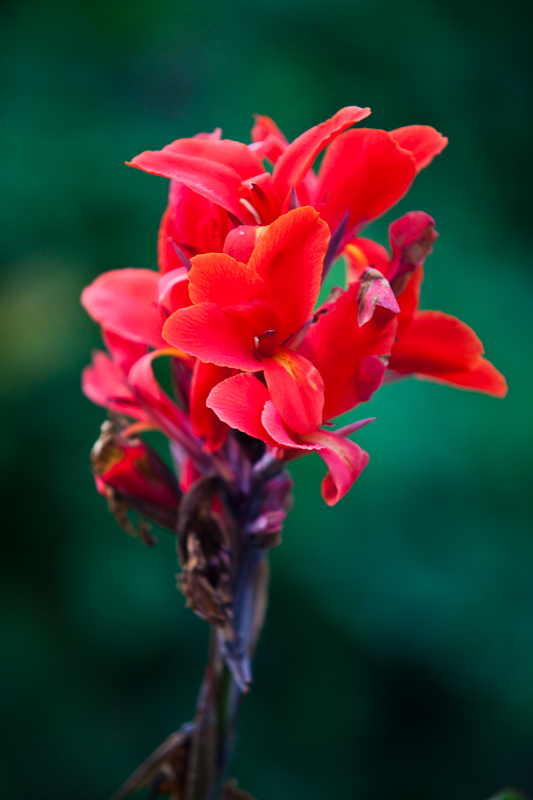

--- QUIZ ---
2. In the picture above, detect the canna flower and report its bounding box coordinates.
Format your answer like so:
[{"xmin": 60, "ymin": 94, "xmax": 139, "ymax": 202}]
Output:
[
  {"xmin": 162, "ymin": 207, "xmax": 331, "ymax": 434},
  {"xmin": 81, "ymin": 104, "xmax": 509, "ymax": 800},
  {"xmin": 162, "ymin": 207, "xmax": 400, "ymax": 503},
  {"xmin": 345, "ymin": 212, "xmax": 507, "ymax": 396},
  {"xmin": 128, "ymin": 107, "xmax": 447, "ymax": 271},
  {"xmin": 81, "ymin": 105, "xmax": 506, "ymax": 508}
]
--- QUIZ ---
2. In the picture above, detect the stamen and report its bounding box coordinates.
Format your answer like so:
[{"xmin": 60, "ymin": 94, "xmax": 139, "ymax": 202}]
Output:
[{"xmin": 239, "ymin": 198, "xmax": 262, "ymax": 225}]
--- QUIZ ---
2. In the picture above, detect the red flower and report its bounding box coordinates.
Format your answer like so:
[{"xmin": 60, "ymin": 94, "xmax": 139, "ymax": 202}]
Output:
[
  {"xmin": 162, "ymin": 207, "xmax": 331, "ymax": 435},
  {"xmin": 345, "ymin": 212, "xmax": 507, "ymax": 396},
  {"xmin": 129, "ymin": 107, "xmax": 447, "ymax": 270},
  {"xmin": 81, "ymin": 106, "xmax": 506, "ymax": 510},
  {"xmin": 162, "ymin": 207, "xmax": 400, "ymax": 504},
  {"xmin": 208, "ymin": 271, "xmax": 398, "ymax": 504}
]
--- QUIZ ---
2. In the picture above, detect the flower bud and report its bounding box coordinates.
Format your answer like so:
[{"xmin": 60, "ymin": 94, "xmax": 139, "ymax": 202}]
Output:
[{"xmin": 91, "ymin": 420, "xmax": 181, "ymax": 540}]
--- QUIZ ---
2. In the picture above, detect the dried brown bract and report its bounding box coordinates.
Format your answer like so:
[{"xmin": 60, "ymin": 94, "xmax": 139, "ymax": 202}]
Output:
[{"xmin": 177, "ymin": 477, "xmax": 235, "ymax": 627}]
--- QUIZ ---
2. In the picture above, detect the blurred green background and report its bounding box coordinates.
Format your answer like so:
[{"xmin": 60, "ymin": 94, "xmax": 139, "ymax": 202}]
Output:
[{"xmin": 1, "ymin": 0, "xmax": 532, "ymax": 798}]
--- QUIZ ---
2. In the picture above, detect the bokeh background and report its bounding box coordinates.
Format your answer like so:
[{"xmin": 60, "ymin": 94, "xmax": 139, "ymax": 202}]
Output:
[{"xmin": 1, "ymin": 0, "xmax": 532, "ymax": 798}]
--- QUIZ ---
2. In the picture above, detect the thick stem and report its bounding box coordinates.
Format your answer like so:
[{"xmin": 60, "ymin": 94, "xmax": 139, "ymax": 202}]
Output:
[
  {"xmin": 184, "ymin": 545, "xmax": 269, "ymax": 800},
  {"xmin": 108, "ymin": 456, "xmax": 289, "ymax": 800},
  {"xmin": 183, "ymin": 635, "xmax": 219, "ymax": 800}
]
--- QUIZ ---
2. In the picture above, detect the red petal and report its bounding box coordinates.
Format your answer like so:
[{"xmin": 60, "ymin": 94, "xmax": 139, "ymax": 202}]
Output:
[
  {"xmin": 162, "ymin": 137, "xmax": 265, "ymax": 181},
  {"xmin": 243, "ymin": 172, "xmax": 283, "ymax": 224},
  {"xmin": 167, "ymin": 182, "xmax": 234, "ymax": 258},
  {"xmin": 163, "ymin": 303, "xmax": 262, "ymax": 371},
  {"xmin": 248, "ymin": 207, "xmax": 330, "ymax": 342},
  {"xmin": 81, "ymin": 268, "xmax": 164, "ymax": 348},
  {"xmin": 273, "ymin": 106, "xmax": 371, "ymax": 206},
  {"xmin": 298, "ymin": 168, "xmax": 320, "ymax": 207},
  {"xmin": 300, "ymin": 429, "xmax": 369, "ymax": 506},
  {"xmin": 344, "ymin": 238, "xmax": 391, "ymax": 282},
  {"xmin": 416, "ymin": 358, "xmax": 507, "ymax": 397},
  {"xmin": 300, "ymin": 283, "xmax": 397, "ymax": 419},
  {"xmin": 193, "ymin": 129, "xmax": 223, "ymax": 141},
  {"xmin": 390, "ymin": 310, "xmax": 484, "ymax": 374},
  {"xmin": 251, "ymin": 115, "xmax": 288, "ymax": 156},
  {"xmin": 389, "ymin": 310, "xmax": 507, "ymax": 396},
  {"xmin": 262, "ymin": 348, "xmax": 325, "ymax": 435},
  {"xmin": 389, "ymin": 125, "xmax": 448, "ymax": 171},
  {"xmin": 128, "ymin": 351, "xmax": 199, "ymax": 449},
  {"xmin": 317, "ymin": 129, "xmax": 417, "ymax": 236},
  {"xmin": 249, "ymin": 134, "xmax": 287, "ymax": 164},
  {"xmin": 190, "ymin": 361, "xmax": 233, "ymax": 451},
  {"xmin": 188, "ymin": 252, "xmax": 272, "ymax": 306},
  {"xmin": 357, "ymin": 354, "xmax": 390, "ymax": 402},
  {"xmin": 157, "ymin": 205, "xmax": 183, "ymax": 273},
  {"xmin": 155, "ymin": 139, "xmax": 266, "ymax": 227},
  {"xmin": 128, "ymin": 150, "xmax": 251, "ymax": 221},
  {"xmin": 158, "ymin": 267, "xmax": 191, "ymax": 316},
  {"xmin": 395, "ymin": 266, "xmax": 424, "ymax": 333},
  {"xmin": 261, "ymin": 401, "xmax": 315, "ymax": 449},
  {"xmin": 206, "ymin": 372, "xmax": 274, "ymax": 443},
  {"xmin": 82, "ymin": 350, "xmax": 147, "ymax": 420},
  {"xmin": 102, "ymin": 330, "xmax": 147, "ymax": 374}
]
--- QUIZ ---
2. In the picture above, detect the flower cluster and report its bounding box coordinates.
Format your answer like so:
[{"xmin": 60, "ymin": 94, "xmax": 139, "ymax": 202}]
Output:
[{"xmin": 82, "ymin": 105, "xmax": 506, "ymax": 527}]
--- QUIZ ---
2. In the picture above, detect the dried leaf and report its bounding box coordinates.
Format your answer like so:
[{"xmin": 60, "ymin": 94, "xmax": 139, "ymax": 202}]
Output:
[{"xmin": 178, "ymin": 533, "xmax": 233, "ymax": 625}]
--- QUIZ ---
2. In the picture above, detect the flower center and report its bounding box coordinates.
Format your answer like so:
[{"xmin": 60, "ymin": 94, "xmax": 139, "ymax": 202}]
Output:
[{"xmin": 254, "ymin": 329, "xmax": 277, "ymax": 358}]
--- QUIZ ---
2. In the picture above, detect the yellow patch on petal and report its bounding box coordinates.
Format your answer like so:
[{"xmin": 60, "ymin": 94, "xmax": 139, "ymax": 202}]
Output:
[
  {"xmin": 271, "ymin": 348, "xmax": 322, "ymax": 392},
  {"xmin": 344, "ymin": 243, "xmax": 371, "ymax": 270}
]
